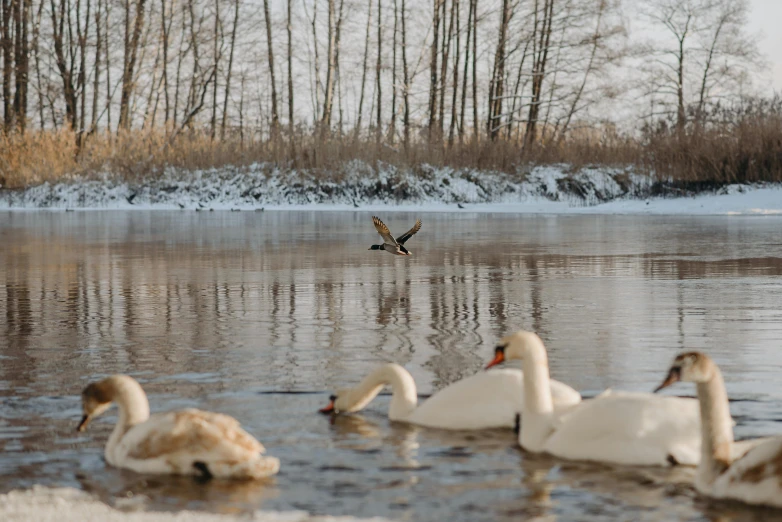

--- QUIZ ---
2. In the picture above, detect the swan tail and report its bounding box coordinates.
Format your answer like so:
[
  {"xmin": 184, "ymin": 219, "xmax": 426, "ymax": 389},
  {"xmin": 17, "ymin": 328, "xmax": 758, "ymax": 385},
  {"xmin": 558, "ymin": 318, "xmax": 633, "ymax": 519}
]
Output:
[{"xmin": 199, "ymin": 455, "xmax": 281, "ymax": 479}]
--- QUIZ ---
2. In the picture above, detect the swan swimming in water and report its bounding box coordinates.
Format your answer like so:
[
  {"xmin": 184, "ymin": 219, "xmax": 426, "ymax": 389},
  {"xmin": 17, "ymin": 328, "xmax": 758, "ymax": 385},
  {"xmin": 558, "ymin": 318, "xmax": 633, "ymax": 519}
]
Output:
[
  {"xmin": 655, "ymin": 351, "xmax": 782, "ymax": 507},
  {"xmin": 319, "ymin": 362, "xmax": 582, "ymax": 430},
  {"xmin": 77, "ymin": 375, "xmax": 279, "ymax": 479},
  {"xmin": 486, "ymin": 330, "xmax": 760, "ymax": 466}
]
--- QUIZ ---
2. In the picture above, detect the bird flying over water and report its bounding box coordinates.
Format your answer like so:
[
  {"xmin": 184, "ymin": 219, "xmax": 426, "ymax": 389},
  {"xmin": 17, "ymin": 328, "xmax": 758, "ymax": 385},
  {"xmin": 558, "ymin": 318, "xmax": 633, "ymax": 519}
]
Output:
[{"xmin": 368, "ymin": 216, "xmax": 422, "ymax": 256}]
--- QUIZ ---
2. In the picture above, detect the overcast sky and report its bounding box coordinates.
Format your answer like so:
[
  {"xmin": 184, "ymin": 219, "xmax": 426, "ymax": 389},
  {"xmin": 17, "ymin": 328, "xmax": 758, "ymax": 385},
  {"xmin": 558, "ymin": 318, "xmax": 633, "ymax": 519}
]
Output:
[{"xmin": 749, "ymin": 0, "xmax": 782, "ymax": 91}]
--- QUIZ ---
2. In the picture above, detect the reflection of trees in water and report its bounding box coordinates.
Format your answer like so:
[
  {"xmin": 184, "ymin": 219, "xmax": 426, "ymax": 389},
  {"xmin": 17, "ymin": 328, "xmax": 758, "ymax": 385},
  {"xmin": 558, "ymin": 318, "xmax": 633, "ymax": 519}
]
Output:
[{"xmin": 1, "ymin": 213, "xmax": 781, "ymax": 400}]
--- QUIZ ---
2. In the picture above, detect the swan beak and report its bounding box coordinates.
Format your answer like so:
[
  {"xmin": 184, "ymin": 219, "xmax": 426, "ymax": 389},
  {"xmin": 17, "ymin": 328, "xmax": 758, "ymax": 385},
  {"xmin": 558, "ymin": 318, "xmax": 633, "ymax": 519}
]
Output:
[
  {"xmin": 368, "ymin": 247, "xmax": 372, "ymax": 250},
  {"xmin": 654, "ymin": 367, "xmax": 681, "ymax": 393},
  {"xmin": 486, "ymin": 349, "xmax": 505, "ymax": 369},
  {"xmin": 319, "ymin": 400, "xmax": 336, "ymax": 414},
  {"xmin": 77, "ymin": 414, "xmax": 91, "ymax": 432}
]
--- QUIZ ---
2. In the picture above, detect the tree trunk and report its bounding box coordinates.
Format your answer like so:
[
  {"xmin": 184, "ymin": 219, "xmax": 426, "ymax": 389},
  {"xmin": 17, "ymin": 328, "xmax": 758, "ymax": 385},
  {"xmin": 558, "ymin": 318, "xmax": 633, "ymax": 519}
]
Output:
[
  {"xmin": 2, "ymin": 0, "xmax": 12, "ymax": 130},
  {"xmin": 458, "ymin": 0, "xmax": 472, "ymax": 140},
  {"xmin": 487, "ymin": 0, "xmax": 510, "ymax": 141},
  {"xmin": 375, "ymin": 0, "xmax": 382, "ymax": 138},
  {"xmin": 470, "ymin": 0, "xmax": 477, "ymax": 140},
  {"xmin": 91, "ymin": 0, "xmax": 102, "ymax": 132},
  {"xmin": 321, "ymin": 0, "xmax": 337, "ymax": 128},
  {"xmin": 286, "ymin": 0, "xmax": 293, "ymax": 128},
  {"xmin": 210, "ymin": 0, "xmax": 220, "ymax": 138},
  {"xmin": 389, "ymin": 0, "xmax": 398, "ymax": 141},
  {"xmin": 401, "ymin": 0, "xmax": 409, "ymax": 147},
  {"xmin": 447, "ymin": 0, "xmax": 459, "ymax": 145},
  {"xmin": 355, "ymin": 0, "xmax": 373, "ymax": 134},
  {"xmin": 525, "ymin": 0, "xmax": 554, "ymax": 148},
  {"xmin": 104, "ymin": 0, "xmax": 112, "ymax": 130},
  {"xmin": 159, "ymin": 0, "xmax": 169, "ymax": 125},
  {"xmin": 50, "ymin": 0, "xmax": 78, "ymax": 131},
  {"xmin": 439, "ymin": 0, "xmax": 453, "ymax": 136},
  {"xmin": 428, "ymin": 0, "xmax": 441, "ymax": 140},
  {"xmin": 12, "ymin": 0, "xmax": 31, "ymax": 131},
  {"xmin": 32, "ymin": 0, "xmax": 44, "ymax": 127},
  {"xmin": 173, "ymin": 0, "xmax": 187, "ymax": 128},
  {"xmin": 118, "ymin": 0, "xmax": 148, "ymax": 130},
  {"xmin": 262, "ymin": 0, "xmax": 279, "ymax": 134},
  {"xmin": 76, "ymin": 0, "xmax": 91, "ymax": 135},
  {"xmin": 221, "ymin": 0, "xmax": 239, "ymax": 137}
]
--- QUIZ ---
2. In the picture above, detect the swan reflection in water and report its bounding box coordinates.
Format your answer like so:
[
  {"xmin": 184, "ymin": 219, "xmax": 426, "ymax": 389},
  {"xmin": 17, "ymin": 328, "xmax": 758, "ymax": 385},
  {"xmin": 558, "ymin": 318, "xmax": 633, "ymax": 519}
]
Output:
[{"xmin": 75, "ymin": 468, "xmax": 279, "ymax": 515}]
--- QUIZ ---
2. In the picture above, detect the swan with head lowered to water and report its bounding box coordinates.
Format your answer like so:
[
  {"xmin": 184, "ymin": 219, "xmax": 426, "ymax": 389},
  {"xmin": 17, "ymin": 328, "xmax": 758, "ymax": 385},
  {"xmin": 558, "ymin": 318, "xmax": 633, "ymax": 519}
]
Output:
[
  {"xmin": 319, "ymin": 362, "xmax": 582, "ymax": 430},
  {"xmin": 486, "ymin": 330, "xmax": 762, "ymax": 467},
  {"xmin": 77, "ymin": 375, "xmax": 280, "ymax": 479},
  {"xmin": 655, "ymin": 351, "xmax": 782, "ymax": 508}
]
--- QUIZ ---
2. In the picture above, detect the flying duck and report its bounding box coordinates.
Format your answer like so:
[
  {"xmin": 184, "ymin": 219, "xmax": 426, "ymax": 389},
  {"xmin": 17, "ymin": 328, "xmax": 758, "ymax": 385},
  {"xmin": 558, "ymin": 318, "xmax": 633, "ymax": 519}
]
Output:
[{"xmin": 368, "ymin": 216, "xmax": 422, "ymax": 256}]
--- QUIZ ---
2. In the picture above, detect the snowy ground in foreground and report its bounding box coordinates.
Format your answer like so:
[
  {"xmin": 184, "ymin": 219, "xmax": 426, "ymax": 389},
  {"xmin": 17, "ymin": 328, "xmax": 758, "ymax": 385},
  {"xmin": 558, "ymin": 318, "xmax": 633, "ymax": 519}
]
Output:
[
  {"xmin": 0, "ymin": 162, "xmax": 780, "ymax": 216},
  {"xmin": 0, "ymin": 486, "xmax": 391, "ymax": 522}
]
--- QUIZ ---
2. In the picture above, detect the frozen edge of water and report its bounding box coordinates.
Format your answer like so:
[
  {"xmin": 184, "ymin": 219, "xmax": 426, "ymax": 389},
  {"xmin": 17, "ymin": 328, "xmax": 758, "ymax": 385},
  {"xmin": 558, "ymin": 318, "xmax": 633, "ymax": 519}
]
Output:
[
  {"xmin": 0, "ymin": 486, "xmax": 393, "ymax": 522},
  {"xmin": 1, "ymin": 162, "xmax": 780, "ymax": 215}
]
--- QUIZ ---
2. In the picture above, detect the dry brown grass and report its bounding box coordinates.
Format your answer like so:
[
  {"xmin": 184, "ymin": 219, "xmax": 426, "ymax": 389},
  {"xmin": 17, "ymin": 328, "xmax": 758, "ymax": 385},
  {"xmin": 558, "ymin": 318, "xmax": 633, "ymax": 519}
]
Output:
[
  {"xmin": 0, "ymin": 128, "xmax": 641, "ymax": 189},
  {"xmin": 1, "ymin": 99, "xmax": 780, "ymax": 190},
  {"xmin": 641, "ymin": 97, "xmax": 782, "ymax": 189}
]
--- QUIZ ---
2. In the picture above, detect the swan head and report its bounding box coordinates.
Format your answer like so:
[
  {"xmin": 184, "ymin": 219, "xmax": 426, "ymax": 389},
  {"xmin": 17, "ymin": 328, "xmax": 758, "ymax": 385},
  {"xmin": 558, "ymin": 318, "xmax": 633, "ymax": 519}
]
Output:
[
  {"xmin": 654, "ymin": 351, "xmax": 716, "ymax": 392},
  {"xmin": 77, "ymin": 379, "xmax": 114, "ymax": 431},
  {"xmin": 318, "ymin": 389, "xmax": 361, "ymax": 415},
  {"xmin": 486, "ymin": 330, "xmax": 546, "ymax": 369}
]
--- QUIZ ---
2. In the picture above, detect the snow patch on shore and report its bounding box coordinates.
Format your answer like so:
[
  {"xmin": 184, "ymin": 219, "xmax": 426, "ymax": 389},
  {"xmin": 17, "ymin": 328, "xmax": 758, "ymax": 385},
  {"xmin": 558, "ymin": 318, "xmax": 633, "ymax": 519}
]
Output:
[
  {"xmin": 0, "ymin": 162, "xmax": 779, "ymax": 216},
  {"xmin": 0, "ymin": 486, "xmax": 392, "ymax": 522}
]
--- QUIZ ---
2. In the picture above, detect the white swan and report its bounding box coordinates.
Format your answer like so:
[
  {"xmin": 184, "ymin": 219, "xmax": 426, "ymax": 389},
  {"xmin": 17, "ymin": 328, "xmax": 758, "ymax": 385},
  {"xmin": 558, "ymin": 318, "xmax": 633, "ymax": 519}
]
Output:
[
  {"xmin": 486, "ymin": 330, "xmax": 722, "ymax": 466},
  {"xmin": 319, "ymin": 362, "xmax": 582, "ymax": 430},
  {"xmin": 77, "ymin": 375, "xmax": 279, "ymax": 479},
  {"xmin": 655, "ymin": 351, "xmax": 782, "ymax": 507}
]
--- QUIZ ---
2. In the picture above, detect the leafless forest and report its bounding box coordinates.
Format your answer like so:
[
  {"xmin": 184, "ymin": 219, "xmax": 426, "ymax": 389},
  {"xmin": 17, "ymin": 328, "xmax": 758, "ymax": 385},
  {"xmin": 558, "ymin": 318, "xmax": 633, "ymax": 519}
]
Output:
[{"xmin": 0, "ymin": 0, "xmax": 780, "ymax": 188}]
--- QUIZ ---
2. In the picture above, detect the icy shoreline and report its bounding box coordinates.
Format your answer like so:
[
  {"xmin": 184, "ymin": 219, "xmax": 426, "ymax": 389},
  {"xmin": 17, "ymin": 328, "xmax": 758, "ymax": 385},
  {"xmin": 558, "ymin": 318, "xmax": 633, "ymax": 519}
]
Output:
[
  {"xmin": 0, "ymin": 162, "xmax": 780, "ymax": 215},
  {"xmin": 0, "ymin": 486, "xmax": 391, "ymax": 522}
]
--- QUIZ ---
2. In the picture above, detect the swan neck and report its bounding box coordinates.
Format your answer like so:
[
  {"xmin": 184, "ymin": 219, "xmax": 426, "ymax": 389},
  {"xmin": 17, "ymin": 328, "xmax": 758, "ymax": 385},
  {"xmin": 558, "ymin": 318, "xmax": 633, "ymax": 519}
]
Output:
[
  {"xmin": 103, "ymin": 376, "xmax": 150, "ymax": 464},
  {"xmin": 696, "ymin": 366, "xmax": 734, "ymax": 486},
  {"xmin": 382, "ymin": 365, "xmax": 418, "ymax": 421},
  {"xmin": 519, "ymin": 340, "xmax": 554, "ymax": 451},
  {"xmin": 112, "ymin": 377, "xmax": 151, "ymax": 427},
  {"xmin": 345, "ymin": 364, "xmax": 418, "ymax": 421}
]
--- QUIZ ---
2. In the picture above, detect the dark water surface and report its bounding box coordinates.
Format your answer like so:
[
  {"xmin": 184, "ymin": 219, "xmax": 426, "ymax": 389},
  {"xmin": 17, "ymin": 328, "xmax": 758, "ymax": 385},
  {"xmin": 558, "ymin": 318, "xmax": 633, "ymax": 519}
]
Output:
[{"xmin": 2, "ymin": 211, "xmax": 782, "ymax": 521}]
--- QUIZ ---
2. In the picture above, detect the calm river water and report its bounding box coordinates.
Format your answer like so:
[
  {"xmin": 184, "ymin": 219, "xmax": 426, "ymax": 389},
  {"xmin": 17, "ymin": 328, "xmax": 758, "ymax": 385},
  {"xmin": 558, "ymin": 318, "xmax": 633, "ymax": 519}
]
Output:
[{"xmin": 2, "ymin": 211, "xmax": 782, "ymax": 521}]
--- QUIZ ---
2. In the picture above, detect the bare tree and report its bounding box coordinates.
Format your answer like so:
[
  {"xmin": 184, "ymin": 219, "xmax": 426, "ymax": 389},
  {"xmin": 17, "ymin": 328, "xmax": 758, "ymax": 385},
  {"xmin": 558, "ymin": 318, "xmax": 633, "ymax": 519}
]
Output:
[
  {"xmin": 525, "ymin": 0, "xmax": 554, "ymax": 147},
  {"xmin": 639, "ymin": 0, "xmax": 758, "ymax": 131},
  {"xmin": 428, "ymin": 0, "xmax": 441, "ymax": 140},
  {"xmin": 355, "ymin": 0, "xmax": 373, "ymax": 134},
  {"xmin": 286, "ymin": 0, "xmax": 293, "ymax": 128},
  {"xmin": 118, "ymin": 0, "xmax": 148, "ymax": 130},
  {"xmin": 2, "ymin": 0, "xmax": 12, "ymax": 130},
  {"xmin": 375, "ymin": 0, "xmax": 382, "ymax": 137},
  {"xmin": 400, "ymin": 0, "xmax": 409, "ymax": 147},
  {"xmin": 447, "ymin": 0, "xmax": 459, "ymax": 145},
  {"xmin": 488, "ymin": 0, "xmax": 511, "ymax": 141},
  {"xmin": 221, "ymin": 0, "xmax": 240, "ymax": 137},
  {"xmin": 50, "ymin": 0, "xmax": 79, "ymax": 130},
  {"xmin": 458, "ymin": 0, "xmax": 473, "ymax": 140},
  {"xmin": 262, "ymin": 0, "xmax": 279, "ymax": 134},
  {"xmin": 321, "ymin": 0, "xmax": 345, "ymax": 129}
]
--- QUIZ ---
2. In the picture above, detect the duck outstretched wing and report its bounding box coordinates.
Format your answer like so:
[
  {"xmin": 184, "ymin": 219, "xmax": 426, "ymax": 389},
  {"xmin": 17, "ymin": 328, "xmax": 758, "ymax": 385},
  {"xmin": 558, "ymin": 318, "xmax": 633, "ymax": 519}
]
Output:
[
  {"xmin": 396, "ymin": 219, "xmax": 422, "ymax": 245},
  {"xmin": 372, "ymin": 216, "xmax": 398, "ymax": 245}
]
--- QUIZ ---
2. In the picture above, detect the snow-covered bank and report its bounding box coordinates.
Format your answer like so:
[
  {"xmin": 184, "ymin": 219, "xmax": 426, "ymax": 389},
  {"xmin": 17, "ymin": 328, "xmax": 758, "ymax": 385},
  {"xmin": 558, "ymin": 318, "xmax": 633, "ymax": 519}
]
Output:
[
  {"xmin": 0, "ymin": 486, "xmax": 391, "ymax": 522},
  {"xmin": 0, "ymin": 162, "xmax": 780, "ymax": 215}
]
